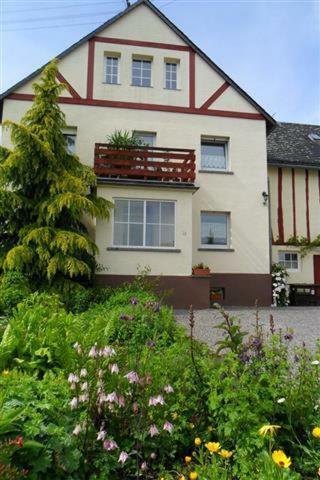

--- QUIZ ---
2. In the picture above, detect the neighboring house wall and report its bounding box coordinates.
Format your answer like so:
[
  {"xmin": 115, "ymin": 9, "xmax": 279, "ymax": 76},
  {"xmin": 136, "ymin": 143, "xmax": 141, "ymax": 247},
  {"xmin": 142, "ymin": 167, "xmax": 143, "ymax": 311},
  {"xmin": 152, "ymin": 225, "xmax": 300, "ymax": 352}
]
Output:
[
  {"xmin": 1, "ymin": 1, "xmax": 273, "ymax": 306},
  {"xmin": 269, "ymin": 165, "xmax": 320, "ymax": 283}
]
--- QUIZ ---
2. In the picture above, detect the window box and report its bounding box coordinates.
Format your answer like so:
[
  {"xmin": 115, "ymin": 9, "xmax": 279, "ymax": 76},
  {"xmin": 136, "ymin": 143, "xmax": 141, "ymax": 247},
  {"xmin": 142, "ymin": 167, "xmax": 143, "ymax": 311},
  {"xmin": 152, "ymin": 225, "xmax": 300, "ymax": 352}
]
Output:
[{"xmin": 192, "ymin": 263, "xmax": 211, "ymax": 276}]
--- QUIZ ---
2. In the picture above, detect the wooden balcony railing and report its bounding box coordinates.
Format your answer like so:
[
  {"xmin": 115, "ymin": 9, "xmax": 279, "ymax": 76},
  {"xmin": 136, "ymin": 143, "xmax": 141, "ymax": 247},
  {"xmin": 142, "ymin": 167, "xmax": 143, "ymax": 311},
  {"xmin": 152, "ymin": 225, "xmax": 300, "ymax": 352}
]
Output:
[{"xmin": 94, "ymin": 144, "xmax": 196, "ymax": 183}]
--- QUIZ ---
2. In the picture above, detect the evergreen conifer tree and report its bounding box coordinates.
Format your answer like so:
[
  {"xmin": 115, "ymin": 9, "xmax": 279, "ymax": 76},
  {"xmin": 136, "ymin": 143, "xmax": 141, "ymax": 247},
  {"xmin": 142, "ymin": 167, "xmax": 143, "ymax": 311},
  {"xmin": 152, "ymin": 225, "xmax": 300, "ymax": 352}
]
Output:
[{"xmin": 0, "ymin": 61, "xmax": 112, "ymax": 285}]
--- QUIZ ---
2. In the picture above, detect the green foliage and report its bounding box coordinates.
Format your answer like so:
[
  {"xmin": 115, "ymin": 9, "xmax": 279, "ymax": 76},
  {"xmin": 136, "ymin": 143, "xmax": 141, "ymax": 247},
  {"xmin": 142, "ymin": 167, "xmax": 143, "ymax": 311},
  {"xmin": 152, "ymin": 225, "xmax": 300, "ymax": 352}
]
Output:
[
  {"xmin": 0, "ymin": 61, "xmax": 112, "ymax": 284},
  {"xmin": 287, "ymin": 234, "xmax": 320, "ymax": 257},
  {"xmin": 106, "ymin": 129, "xmax": 145, "ymax": 149},
  {"xmin": 0, "ymin": 271, "xmax": 32, "ymax": 316}
]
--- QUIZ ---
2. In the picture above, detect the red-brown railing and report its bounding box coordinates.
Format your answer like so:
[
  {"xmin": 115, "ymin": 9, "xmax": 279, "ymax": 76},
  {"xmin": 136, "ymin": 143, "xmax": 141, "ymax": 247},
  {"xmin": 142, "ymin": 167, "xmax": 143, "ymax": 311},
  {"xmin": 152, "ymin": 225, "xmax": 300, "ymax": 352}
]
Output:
[{"xmin": 94, "ymin": 144, "xmax": 196, "ymax": 183}]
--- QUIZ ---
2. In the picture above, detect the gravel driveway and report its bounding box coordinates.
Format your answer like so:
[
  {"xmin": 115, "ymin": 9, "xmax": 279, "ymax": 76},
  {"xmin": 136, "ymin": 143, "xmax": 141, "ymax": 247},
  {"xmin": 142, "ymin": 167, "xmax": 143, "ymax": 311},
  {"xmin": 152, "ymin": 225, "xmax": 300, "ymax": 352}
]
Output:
[{"xmin": 175, "ymin": 307, "xmax": 320, "ymax": 352}]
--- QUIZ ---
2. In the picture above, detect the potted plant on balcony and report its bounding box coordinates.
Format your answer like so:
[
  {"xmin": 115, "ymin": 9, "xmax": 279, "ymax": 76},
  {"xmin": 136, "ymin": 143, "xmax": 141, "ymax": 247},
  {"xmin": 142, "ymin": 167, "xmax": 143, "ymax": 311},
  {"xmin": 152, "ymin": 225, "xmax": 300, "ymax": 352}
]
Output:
[{"xmin": 192, "ymin": 263, "xmax": 211, "ymax": 276}]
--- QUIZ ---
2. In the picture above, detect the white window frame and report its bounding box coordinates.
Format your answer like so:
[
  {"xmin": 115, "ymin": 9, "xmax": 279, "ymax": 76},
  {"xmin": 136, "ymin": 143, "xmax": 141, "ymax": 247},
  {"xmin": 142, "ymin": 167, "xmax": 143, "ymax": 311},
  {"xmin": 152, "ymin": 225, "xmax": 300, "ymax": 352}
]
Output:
[
  {"xmin": 164, "ymin": 61, "xmax": 179, "ymax": 90},
  {"xmin": 132, "ymin": 131, "xmax": 156, "ymax": 146},
  {"xmin": 62, "ymin": 127, "xmax": 77, "ymax": 154},
  {"xmin": 200, "ymin": 138, "xmax": 229, "ymax": 172},
  {"xmin": 132, "ymin": 57, "xmax": 152, "ymax": 87},
  {"xmin": 278, "ymin": 251, "xmax": 299, "ymax": 271},
  {"xmin": 112, "ymin": 198, "xmax": 176, "ymax": 249},
  {"xmin": 200, "ymin": 211, "xmax": 230, "ymax": 249},
  {"xmin": 104, "ymin": 55, "xmax": 120, "ymax": 85}
]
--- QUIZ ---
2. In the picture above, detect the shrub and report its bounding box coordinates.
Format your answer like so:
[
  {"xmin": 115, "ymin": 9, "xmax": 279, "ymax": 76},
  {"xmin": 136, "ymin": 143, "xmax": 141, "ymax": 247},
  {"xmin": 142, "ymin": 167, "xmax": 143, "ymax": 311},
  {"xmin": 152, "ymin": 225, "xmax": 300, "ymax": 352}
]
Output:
[{"xmin": 0, "ymin": 272, "xmax": 32, "ymax": 316}]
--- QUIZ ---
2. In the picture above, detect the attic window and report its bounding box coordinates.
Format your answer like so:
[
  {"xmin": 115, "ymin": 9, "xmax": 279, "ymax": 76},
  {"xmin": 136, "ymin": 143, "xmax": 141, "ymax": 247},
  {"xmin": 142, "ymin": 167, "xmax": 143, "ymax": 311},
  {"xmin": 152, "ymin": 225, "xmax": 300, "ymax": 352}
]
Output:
[{"xmin": 308, "ymin": 132, "xmax": 320, "ymax": 144}]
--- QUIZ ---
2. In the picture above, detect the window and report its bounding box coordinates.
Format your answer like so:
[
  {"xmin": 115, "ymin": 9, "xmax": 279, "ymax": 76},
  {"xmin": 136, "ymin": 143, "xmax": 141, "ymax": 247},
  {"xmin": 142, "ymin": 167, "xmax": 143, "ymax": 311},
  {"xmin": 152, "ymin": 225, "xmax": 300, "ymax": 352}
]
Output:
[
  {"xmin": 105, "ymin": 56, "xmax": 119, "ymax": 84},
  {"xmin": 133, "ymin": 131, "xmax": 156, "ymax": 146},
  {"xmin": 278, "ymin": 252, "xmax": 299, "ymax": 270},
  {"xmin": 63, "ymin": 128, "xmax": 77, "ymax": 154},
  {"xmin": 113, "ymin": 199, "xmax": 175, "ymax": 248},
  {"xmin": 201, "ymin": 212, "xmax": 229, "ymax": 248},
  {"xmin": 132, "ymin": 58, "xmax": 152, "ymax": 87},
  {"xmin": 201, "ymin": 140, "xmax": 228, "ymax": 171},
  {"xmin": 165, "ymin": 62, "xmax": 178, "ymax": 89}
]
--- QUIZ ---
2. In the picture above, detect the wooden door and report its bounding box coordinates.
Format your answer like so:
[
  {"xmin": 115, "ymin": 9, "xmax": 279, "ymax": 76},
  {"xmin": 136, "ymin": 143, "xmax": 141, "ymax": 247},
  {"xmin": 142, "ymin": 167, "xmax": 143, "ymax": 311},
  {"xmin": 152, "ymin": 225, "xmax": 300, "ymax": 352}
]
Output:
[{"xmin": 314, "ymin": 255, "xmax": 320, "ymax": 284}]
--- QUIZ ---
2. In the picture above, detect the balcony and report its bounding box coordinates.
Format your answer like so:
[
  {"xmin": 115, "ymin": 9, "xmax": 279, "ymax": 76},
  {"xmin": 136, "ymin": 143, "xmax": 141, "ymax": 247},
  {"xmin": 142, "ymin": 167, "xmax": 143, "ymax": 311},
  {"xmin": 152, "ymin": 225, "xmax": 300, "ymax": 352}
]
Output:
[{"xmin": 94, "ymin": 144, "xmax": 196, "ymax": 184}]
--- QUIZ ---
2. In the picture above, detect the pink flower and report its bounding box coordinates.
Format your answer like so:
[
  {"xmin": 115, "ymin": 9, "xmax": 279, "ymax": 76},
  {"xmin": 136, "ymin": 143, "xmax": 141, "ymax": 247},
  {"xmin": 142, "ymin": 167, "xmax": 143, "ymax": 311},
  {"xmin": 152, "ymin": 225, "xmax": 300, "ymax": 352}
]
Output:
[
  {"xmin": 124, "ymin": 371, "xmax": 139, "ymax": 384},
  {"xmin": 70, "ymin": 397, "xmax": 78, "ymax": 409},
  {"xmin": 103, "ymin": 439, "xmax": 118, "ymax": 451},
  {"xmin": 163, "ymin": 421, "xmax": 173, "ymax": 433},
  {"xmin": 118, "ymin": 395, "xmax": 125, "ymax": 407},
  {"xmin": 89, "ymin": 345, "xmax": 98, "ymax": 358},
  {"xmin": 149, "ymin": 424, "xmax": 159, "ymax": 437},
  {"xmin": 80, "ymin": 368, "xmax": 87, "ymax": 377},
  {"xmin": 109, "ymin": 363, "xmax": 119, "ymax": 374},
  {"xmin": 98, "ymin": 392, "xmax": 107, "ymax": 404},
  {"xmin": 72, "ymin": 424, "xmax": 81, "ymax": 436},
  {"xmin": 132, "ymin": 401, "xmax": 139, "ymax": 414},
  {"xmin": 141, "ymin": 461, "xmax": 147, "ymax": 471},
  {"xmin": 148, "ymin": 395, "xmax": 165, "ymax": 406},
  {"xmin": 164, "ymin": 385, "xmax": 174, "ymax": 394},
  {"xmin": 97, "ymin": 430, "xmax": 106, "ymax": 441},
  {"xmin": 68, "ymin": 373, "xmax": 79, "ymax": 384},
  {"xmin": 118, "ymin": 451, "xmax": 129, "ymax": 464}
]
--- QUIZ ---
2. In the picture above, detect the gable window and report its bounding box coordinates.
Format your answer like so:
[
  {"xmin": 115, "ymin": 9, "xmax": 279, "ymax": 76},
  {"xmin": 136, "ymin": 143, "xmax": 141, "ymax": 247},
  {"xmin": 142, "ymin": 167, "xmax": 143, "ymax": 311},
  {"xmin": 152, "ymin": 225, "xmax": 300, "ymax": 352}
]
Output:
[
  {"xmin": 201, "ymin": 139, "xmax": 228, "ymax": 171},
  {"xmin": 278, "ymin": 252, "xmax": 299, "ymax": 270},
  {"xmin": 63, "ymin": 128, "xmax": 77, "ymax": 154},
  {"xmin": 132, "ymin": 58, "xmax": 152, "ymax": 87},
  {"xmin": 105, "ymin": 55, "xmax": 119, "ymax": 84},
  {"xmin": 113, "ymin": 199, "xmax": 175, "ymax": 248},
  {"xmin": 165, "ymin": 62, "xmax": 178, "ymax": 89},
  {"xmin": 201, "ymin": 212, "xmax": 229, "ymax": 248}
]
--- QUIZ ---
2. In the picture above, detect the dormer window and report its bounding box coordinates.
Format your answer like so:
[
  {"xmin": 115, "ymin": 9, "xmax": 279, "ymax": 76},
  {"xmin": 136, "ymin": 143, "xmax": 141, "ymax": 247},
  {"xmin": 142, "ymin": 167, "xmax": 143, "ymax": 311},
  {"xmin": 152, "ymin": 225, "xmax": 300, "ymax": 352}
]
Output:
[
  {"xmin": 105, "ymin": 54, "xmax": 120, "ymax": 84},
  {"xmin": 132, "ymin": 57, "xmax": 152, "ymax": 87}
]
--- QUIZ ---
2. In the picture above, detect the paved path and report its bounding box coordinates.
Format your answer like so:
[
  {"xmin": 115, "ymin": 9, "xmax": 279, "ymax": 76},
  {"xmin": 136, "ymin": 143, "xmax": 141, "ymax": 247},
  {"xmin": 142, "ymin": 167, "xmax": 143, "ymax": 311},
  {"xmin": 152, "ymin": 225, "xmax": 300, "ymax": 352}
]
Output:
[{"xmin": 175, "ymin": 307, "xmax": 320, "ymax": 352}]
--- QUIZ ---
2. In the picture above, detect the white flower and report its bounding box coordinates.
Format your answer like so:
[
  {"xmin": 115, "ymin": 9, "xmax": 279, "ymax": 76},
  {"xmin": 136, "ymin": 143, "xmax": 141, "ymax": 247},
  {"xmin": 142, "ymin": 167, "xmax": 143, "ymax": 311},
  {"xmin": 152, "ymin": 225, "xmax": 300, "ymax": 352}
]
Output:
[
  {"xmin": 97, "ymin": 430, "xmax": 106, "ymax": 441},
  {"xmin": 89, "ymin": 345, "xmax": 98, "ymax": 358},
  {"xmin": 311, "ymin": 360, "xmax": 320, "ymax": 365},
  {"xmin": 277, "ymin": 397, "xmax": 286, "ymax": 404},
  {"xmin": 118, "ymin": 451, "xmax": 129, "ymax": 464},
  {"xmin": 109, "ymin": 363, "xmax": 119, "ymax": 374},
  {"xmin": 70, "ymin": 397, "xmax": 78, "ymax": 409},
  {"xmin": 72, "ymin": 424, "xmax": 82, "ymax": 436},
  {"xmin": 68, "ymin": 373, "xmax": 79, "ymax": 384},
  {"xmin": 81, "ymin": 382, "xmax": 88, "ymax": 391},
  {"xmin": 164, "ymin": 385, "xmax": 174, "ymax": 394},
  {"xmin": 80, "ymin": 368, "xmax": 87, "ymax": 377}
]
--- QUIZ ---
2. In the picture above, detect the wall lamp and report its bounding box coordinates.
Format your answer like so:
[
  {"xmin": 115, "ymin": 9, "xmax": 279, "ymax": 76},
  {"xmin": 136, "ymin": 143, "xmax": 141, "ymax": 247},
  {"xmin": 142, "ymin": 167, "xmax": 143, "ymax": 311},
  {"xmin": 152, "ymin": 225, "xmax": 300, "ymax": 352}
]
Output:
[{"xmin": 262, "ymin": 191, "xmax": 269, "ymax": 205}]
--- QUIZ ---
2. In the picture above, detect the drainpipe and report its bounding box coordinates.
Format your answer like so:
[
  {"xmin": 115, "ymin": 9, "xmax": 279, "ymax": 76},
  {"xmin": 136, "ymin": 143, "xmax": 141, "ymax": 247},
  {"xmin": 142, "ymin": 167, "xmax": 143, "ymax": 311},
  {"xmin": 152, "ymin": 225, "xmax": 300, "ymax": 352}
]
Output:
[{"xmin": 267, "ymin": 177, "xmax": 272, "ymax": 274}]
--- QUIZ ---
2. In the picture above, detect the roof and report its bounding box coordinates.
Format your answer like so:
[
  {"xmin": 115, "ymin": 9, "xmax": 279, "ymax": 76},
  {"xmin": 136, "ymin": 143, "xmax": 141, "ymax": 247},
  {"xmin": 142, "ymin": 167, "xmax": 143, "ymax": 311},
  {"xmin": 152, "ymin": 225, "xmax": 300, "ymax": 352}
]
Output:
[
  {"xmin": 267, "ymin": 122, "xmax": 320, "ymax": 169},
  {"xmin": 0, "ymin": 0, "xmax": 276, "ymax": 129}
]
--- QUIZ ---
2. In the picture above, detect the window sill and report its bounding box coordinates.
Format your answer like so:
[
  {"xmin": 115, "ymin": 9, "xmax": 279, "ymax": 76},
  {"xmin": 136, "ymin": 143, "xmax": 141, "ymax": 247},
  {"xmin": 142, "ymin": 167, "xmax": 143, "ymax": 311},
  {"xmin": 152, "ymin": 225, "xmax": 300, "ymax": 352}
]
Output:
[
  {"xmin": 130, "ymin": 84, "xmax": 153, "ymax": 88},
  {"xmin": 103, "ymin": 82, "xmax": 121, "ymax": 85},
  {"xmin": 198, "ymin": 170, "xmax": 234, "ymax": 175},
  {"xmin": 107, "ymin": 247, "xmax": 181, "ymax": 253},
  {"xmin": 163, "ymin": 87, "xmax": 181, "ymax": 91},
  {"xmin": 198, "ymin": 247, "xmax": 234, "ymax": 252}
]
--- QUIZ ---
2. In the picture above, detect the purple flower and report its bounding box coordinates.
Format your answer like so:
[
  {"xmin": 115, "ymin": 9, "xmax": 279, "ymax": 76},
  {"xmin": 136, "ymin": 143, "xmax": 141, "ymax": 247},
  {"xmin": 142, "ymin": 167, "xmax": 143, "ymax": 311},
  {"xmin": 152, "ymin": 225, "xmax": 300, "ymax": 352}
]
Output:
[
  {"xmin": 109, "ymin": 363, "xmax": 119, "ymax": 374},
  {"xmin": 163, "ymin": 421, "xmax": 173, "ymax": 433},
  {"xmin": 131, "ymin": 297, "xmax": 138, "ymax": 305},
  {"xmin": 103, "ymin": 439, "xmax": 118, "ymax": 451},
  {"xmin": 149, "ymin": 424, "xmax": 159, "ymax": 437},
  {"xmin": 146, "ymin": 340, "xmax": 156, "ymax": 348},
  {"xmin": 284, "ymin": 332, "xmax": 293, "ymax": 341},
  {"xmin": 89, "ymin": 345, "xmax": 98, "ymax": 358},
  {"xmin": 106, "ymin": 391, "xmax": 118, "ymax": 403},
  {"xmin": 124, "ymin": 371, "xmax": 139, "ymax": 384},
  {"xmin": 164, "ymin": 385, "xmax": 174, "ymax": 394},
  {"xmin": 101, "ymin": 346, "xmax": 116, "ymax": 358},
  {"xmin": 118, "ymin": 451, "xmax": 129, "ymax": 464}
]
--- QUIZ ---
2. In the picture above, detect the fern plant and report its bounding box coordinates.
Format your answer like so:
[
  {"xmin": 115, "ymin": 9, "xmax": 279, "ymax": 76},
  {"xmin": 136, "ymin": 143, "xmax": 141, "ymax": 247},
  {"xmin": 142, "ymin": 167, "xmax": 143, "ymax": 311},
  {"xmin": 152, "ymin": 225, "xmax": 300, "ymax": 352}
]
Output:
[{"xmin": 0, "ymin": 61, "xmax": 112, "ymax": 284}]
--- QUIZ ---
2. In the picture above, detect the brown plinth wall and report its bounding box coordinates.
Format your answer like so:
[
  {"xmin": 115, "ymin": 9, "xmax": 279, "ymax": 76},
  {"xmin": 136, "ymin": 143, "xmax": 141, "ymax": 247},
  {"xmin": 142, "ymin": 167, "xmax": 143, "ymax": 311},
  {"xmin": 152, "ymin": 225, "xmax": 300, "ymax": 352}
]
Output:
[{"xmin": 95, "ymin": 273, "xmax": 272, "ymax": 309}]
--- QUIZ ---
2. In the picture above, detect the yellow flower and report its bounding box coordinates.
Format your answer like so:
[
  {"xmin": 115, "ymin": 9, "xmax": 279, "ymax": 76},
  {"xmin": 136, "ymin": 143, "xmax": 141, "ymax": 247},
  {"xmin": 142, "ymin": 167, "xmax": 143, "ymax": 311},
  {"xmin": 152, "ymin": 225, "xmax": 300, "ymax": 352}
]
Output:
[
  {"xmin": 179, "ymin": 476, "xmax": 186, "ymax": 480},
  {"xmin": 205, "ymin": 442, "xmax": 221, "ymax": 453},
  {"xmin": 194, "ymin": 437, "xmax": 201, "ymax": 446},
  {"xmin": 272, "ymin": 450, "xmax": 291, "ymax": 469},
  {"xmin": 219, "ymin": 449, "xmax": 233, "ymax": 459},
  {"xmin": 189, "ymin": 473, "xmax": 198, "ymax": 480},
  {"xmin": 189, "ymin": 423, "xmax": 195, "ymax": 429},
  {"xmin": 185, "ymin": 456, "xmax": 192, "ymax": 464},
  {"xmin": 2, "ymin": 370, "xmax": 9, "ymax": 376},
  {"xmin": 317, "ymin": 467, "xmax": 320, "ymax": 477},
  {"xmin": 207, "ymin": 426, "xmax": 213, "ymax": 432},
  {"xmin": 312, "ymin": 427, "xmax": 320, "ymax": 438},
  {"xmin": 259, "ymin": 425, "xmax": 281, "ymax": 437},
  {"xmin": 172, "ymin": 412, "xmax": 178, "ymax": 420}
]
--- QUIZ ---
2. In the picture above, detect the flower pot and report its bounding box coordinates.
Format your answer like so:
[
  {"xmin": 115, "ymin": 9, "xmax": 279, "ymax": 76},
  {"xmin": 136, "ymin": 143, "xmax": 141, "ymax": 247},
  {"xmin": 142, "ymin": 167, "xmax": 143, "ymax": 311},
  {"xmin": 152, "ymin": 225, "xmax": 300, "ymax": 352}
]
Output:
[{"xmin": 192, "ymin": 268, "xmax": 210, "ymax": 276}]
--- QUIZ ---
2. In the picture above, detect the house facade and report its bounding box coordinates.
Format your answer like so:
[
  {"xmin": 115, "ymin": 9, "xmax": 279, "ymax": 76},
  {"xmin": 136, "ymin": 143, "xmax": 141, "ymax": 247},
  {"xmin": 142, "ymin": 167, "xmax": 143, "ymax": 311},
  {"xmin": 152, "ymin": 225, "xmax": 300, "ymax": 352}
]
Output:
[
  {"xmin": 0, "ymin": 0, "xmax": 293, "ymax": 308},
  {"xmin": 267, "ymin": 122, "xmax": 320, "ymax": 289}
]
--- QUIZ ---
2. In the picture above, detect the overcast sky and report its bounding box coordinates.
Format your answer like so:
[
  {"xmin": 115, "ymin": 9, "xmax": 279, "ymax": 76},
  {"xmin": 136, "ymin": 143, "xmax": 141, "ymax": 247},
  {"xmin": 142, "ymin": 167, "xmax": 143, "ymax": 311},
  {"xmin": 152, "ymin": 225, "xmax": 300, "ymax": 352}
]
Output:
[{"xmin": 1, "ymin": 0, "xmax": 319, "ymax": 124}]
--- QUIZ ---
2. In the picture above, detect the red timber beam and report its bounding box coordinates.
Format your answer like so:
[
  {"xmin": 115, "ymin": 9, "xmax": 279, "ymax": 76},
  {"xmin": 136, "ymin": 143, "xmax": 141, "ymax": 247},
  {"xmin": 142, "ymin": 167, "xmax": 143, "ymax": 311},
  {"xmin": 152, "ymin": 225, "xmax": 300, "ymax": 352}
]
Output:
[
  {"xmin": 277, "ymin": 167, "xmax": 284, "ymax": 244},
  {"xmin": 305, "ymin": 169, "xmax": 310, "ymax": 241},
  {"xmin": 200, "ymin": 81, "xmax": 230, "ymax": 110},
  {"xmin": 86, "ymin": 38, "xmax": 95, "ymax": 99},
  {"xmin": 291, "ymin": 168, "xmax": 297, "ymax": 237},
  {"xmin": 189, "ymin": 50, "xmax": 195, "ymax": 109},
  {"xmin": 93, "ymin": 36, "xmax": 191, "ymax": 51},
  {"xmin": 56, "ymin": 71, "xmax": 81, "ymax": 99},
  {"xmin": 7, "ymin": 93, "xmax": 265, "ymax": 121}
]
